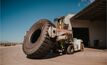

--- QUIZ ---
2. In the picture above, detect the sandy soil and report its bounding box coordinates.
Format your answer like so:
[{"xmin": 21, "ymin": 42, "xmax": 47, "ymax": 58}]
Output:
[{"xmin": 0, "ymin": 45, "xmax": 107, "ymax": 65}]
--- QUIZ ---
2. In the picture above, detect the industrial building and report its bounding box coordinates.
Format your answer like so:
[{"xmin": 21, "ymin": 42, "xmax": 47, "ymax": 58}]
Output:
[{"xmin": 70, "ymin": 0, "xmax": 106, "ymax": 48}]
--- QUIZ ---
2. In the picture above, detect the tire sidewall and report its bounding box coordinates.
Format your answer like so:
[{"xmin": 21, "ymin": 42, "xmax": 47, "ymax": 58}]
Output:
[
  {"xmin": 23, "ymin": 20, "xmax": 49, "ymax": 55},
  {"xmin": 67, "ymin": 45, "xmax": 74, "ymax": 54}
]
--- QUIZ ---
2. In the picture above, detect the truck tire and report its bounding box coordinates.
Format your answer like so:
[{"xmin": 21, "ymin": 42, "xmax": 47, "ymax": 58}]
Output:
[
  {"xmin": 23, "ymin": 19, "xmax": 55, "ymax": 59},
  {"xmin": 80, "ymin": 43, "xmax": 84, "ymax": 51},
  {"xmin": 67, "ymin": 45, "xmax": 74, "ymax": 54}
]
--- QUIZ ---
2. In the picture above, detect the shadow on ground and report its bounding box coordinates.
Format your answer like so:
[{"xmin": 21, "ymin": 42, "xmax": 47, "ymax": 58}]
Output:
[
  {"xmin": 26, "ymin": 53, "xmax": 62, "ymax": 60},
  {"xmin": 26, "ymin": 51, "xmax": 81, "ymax": 60}
]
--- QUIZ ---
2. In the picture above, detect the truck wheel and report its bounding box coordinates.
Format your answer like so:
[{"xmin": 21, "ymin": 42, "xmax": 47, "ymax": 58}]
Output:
[
  {"xmin": 67, "ymin": 45, "xmax": 74, "ymax": 54},
  {"xmin": 80, "ymin": 43, "xmax": 84, "ymax": 51},
  {"xmin": 23, "ymin": 19, "xmax": 55, "ymax": 59}
]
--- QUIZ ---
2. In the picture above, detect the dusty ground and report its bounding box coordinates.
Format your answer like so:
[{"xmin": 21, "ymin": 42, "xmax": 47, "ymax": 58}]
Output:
[{"xmin": 0, "ymin": 45, "xmax": 107, "ymax": 65}]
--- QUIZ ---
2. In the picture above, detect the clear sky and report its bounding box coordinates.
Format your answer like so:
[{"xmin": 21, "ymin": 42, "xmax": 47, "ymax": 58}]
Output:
[{"xmin": 1, "ymin": 0, "xmax": 94, "ymax": 42}]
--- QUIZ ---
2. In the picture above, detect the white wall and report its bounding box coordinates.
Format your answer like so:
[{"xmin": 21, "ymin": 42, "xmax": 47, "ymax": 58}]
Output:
[
  {"xmin": 89, "ymin": 21, "xmax": 106, "ymax": 48},
  {"xmin": 71, "ymin": 20, "xmax": 90, "ymax": 27},
  {"xmin": 71, "ymin": 20, "xmax": 106, "ymax": 48}
]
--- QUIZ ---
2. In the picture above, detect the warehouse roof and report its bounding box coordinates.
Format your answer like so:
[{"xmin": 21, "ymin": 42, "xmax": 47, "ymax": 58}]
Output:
[{"xmin": 71, "ymin": 0, "xmax": 106, "ymax": 21}]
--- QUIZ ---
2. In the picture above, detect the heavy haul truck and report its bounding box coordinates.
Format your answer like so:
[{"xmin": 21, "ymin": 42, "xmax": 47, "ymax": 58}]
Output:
[{"xmin": 23, "ymin": 14, "xmax": 84, "ymax": 59}]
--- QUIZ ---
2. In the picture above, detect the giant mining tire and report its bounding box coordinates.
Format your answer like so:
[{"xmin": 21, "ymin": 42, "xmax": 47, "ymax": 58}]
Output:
[{"xmin": 23, "ymin": 19, "xmax": 55, "ymax": 59}]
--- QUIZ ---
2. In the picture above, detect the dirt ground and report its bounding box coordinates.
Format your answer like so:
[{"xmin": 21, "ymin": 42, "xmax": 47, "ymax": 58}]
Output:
[{"xmin": 0, "ymin": 45, "xmax": 107, "ymax": 65}]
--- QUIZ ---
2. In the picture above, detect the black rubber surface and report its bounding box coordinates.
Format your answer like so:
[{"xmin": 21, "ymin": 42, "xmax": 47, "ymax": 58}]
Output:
[
  {"xmin": 67, "ymin": 45, "xmax": 74, "ymax": 54},
  {"xmin": 23, "ymin": 19, "xmax": 54, "ymax": 59}
]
